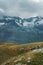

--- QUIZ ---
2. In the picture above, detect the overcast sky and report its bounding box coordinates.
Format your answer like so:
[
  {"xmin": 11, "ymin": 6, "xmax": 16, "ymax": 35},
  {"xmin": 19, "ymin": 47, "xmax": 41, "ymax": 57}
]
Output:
[{"xmin": 0, "ymin": 0, "xmax": 43, "ymax": 18}]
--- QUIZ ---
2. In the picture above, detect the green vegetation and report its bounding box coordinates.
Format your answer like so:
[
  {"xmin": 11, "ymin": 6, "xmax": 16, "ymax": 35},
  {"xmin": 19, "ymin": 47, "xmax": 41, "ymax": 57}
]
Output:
[
  {"xmin": 0, "ymin": 42, "xmax": 43, "ymax": 65},
  {"xmin": 29, "ymin": 52, "xmax": 43, "ymax": 65}
]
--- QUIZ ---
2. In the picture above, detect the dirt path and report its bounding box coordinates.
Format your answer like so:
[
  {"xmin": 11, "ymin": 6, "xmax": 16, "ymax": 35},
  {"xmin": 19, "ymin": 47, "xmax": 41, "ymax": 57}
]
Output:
[{"xmin": 32, "ymin": 48, "xmax": 43, "ymax": 53}]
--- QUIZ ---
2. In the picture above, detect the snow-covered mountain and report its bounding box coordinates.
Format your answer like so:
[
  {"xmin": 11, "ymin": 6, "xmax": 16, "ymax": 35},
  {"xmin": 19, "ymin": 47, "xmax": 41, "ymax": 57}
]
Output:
[{"xmin": 0, "ymin": 16, "xmax": 43, "ymax": 43}]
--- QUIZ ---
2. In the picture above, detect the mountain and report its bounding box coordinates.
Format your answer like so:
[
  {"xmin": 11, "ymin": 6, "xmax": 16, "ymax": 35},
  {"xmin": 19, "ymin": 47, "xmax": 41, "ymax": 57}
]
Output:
[{"xmin": 0, "ymin": 16, "xmax": 43, "ymax": 43}]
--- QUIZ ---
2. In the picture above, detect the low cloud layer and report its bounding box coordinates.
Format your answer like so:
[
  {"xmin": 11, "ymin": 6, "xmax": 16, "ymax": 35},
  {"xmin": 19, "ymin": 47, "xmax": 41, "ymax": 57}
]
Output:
[{"xmin": 0, "ymin": 0, "xmax": 43, "ymax": 18}]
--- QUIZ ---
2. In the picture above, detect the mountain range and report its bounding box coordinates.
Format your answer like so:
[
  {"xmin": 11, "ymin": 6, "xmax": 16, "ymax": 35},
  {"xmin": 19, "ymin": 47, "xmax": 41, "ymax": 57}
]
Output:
[{"xmin": 0, "ymin": 16, "xmax": 43, "ymax": 44}]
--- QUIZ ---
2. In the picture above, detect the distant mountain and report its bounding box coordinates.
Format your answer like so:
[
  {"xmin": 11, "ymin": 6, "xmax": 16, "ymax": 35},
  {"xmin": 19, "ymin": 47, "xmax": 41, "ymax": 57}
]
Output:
[{"xmin": 0, "ymin": 16, "xmax": 43, "ymax": 43}]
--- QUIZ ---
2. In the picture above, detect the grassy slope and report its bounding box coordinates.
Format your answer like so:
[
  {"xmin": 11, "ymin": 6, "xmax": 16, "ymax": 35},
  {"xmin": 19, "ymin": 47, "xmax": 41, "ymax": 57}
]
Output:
[{"xmin": 0, "ymin": 42, "xmax": 43, "ymax": 65}]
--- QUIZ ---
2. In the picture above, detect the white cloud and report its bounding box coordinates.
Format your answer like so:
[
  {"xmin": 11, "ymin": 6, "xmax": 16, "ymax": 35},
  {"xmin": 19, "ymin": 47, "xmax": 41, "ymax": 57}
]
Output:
[
  {"xmin": 0, "ymin": 8, "xmax": 4, "ymax": 13},
  {"xmin": 32, "ymin": 0, "xmax": 40, "ymax": 3},
  {"xmin": 32, "ymin": 0, "xmax": 43, "ymax": 3},
  {"xmin": 0, "ymin": 8, "xmax": 5, "ymax": 16}
]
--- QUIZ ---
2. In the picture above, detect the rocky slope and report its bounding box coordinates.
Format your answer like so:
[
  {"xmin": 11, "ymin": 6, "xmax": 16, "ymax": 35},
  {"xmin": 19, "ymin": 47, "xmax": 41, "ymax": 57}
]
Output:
[{"xmin": 0, "ymin": 16, "xmax": 43, "ymax": 43}]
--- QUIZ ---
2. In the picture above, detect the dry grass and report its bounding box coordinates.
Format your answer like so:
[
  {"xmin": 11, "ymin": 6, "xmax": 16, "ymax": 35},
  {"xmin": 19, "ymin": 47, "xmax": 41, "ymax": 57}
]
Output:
[{"xmin": 0, "ymin": 42, "xmax": 43, "ymax": 65}]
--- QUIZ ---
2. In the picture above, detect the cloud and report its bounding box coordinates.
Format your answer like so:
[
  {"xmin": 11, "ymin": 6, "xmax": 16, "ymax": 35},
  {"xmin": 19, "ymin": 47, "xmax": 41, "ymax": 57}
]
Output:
[
  {"xmin": 0, "ymin": 8, "xmax": 4, "ymax": 13},
  {"xmin": 32, "ymin": 0, "xmax": 40, "ymax": 3},
  {"xmin": 0, "ymin": 8, "xmax": 5, "ymax": 16},
  {"xmin": 0, "ymin": 0, "xmax": 43, "ymax": 18},
  {"xmin": 32, "ymin": 0, "xmax": 43, "ymax": 3}
]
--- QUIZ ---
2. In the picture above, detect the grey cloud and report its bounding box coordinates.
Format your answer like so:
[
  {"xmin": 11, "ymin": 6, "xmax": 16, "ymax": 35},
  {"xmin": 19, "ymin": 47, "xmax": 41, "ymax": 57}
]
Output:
[{"xmin": 0, "ymin": 0, "xmax": 43, "ymax": 17}]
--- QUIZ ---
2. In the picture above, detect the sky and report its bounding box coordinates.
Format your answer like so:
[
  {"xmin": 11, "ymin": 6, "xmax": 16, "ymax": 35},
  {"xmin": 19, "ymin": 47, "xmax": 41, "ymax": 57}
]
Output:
[{"xmin": 0, "ymin": 0, "xmax": 43, "ymax": 18}]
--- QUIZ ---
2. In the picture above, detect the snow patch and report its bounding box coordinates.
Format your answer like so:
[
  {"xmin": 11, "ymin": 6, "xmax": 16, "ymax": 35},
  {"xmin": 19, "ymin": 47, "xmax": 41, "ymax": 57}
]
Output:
[{"xmin": 0, "ymin": 23, "xmax": 5, "ymax": 26}]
